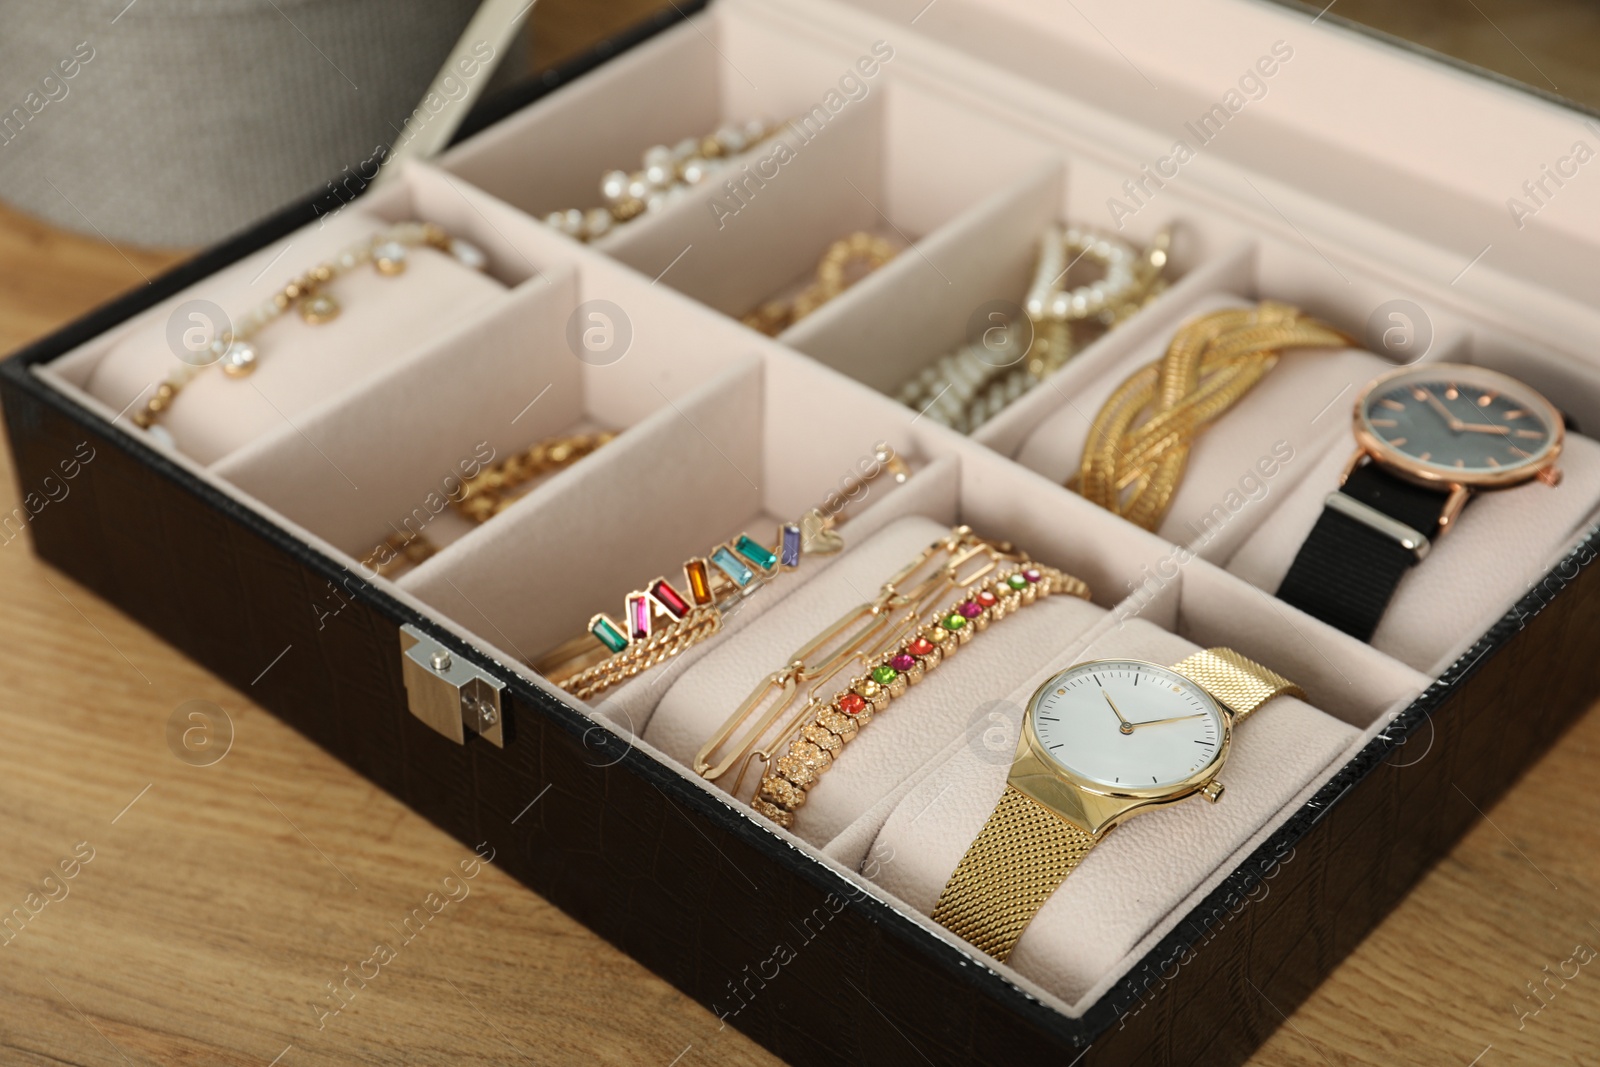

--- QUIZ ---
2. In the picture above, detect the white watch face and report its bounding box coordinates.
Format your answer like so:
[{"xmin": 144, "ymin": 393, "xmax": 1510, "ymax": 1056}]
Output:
[{"xmin": 1030, "ymin": 660, "xmax": 1227, "ymax": 790}]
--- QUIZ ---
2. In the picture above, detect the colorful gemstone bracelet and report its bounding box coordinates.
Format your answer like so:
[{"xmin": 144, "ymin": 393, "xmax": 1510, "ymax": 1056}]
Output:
[
  {"xmin": 534, "ymin": 445, "xmax": 911, "ymax": 702},
  {"xmin": 693, "ymin": 525, "xmax": 1091, "ymax": 827}
]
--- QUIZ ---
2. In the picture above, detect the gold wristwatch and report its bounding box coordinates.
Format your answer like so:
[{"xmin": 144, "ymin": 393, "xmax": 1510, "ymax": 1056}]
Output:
[{"xmin": 932, "ymin": 648, "xmax": 1302, "ymax": 962}]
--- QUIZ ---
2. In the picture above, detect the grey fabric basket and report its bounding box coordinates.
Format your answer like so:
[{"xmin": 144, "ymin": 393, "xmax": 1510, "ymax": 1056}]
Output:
[{"xmin": 0, "ymin": 0, "xmax": 526, "ymax": 247}]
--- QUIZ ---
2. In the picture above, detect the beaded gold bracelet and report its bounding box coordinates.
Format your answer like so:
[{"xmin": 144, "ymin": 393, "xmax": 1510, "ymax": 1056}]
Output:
[
  {"xmin": 137, "ymin": 221, "xmax": 488, "ymax": 445},
  {"xmin": 693, "ymin": 525, "xmax": 1090, "ymax": 829}
]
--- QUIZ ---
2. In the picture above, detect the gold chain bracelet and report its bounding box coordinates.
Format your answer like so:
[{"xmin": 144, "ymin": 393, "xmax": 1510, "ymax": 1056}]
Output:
[
  {"xmin": 1078, "ymin": 302, "xmax": 1352, "ymax": 530},
  {"xmin": 535, "ymin": 445, "xmax": 912, "ymax": 701},
  {"xmin": 453, "ymin": 432, "xmax": 615, "ymax": 523},
  {"xmin": 137, "ymin": 221, "xmax": 488, "ymax": 443},
  {"xmin": 693, "ymin": 525, "xmax": 1090, "ymax": 829},
  {"xmin": 741, "ymin": 232, "xmax": 899, "ymax": 336},
  {"xmin": 547, "ymin": 118, "xmax": 786, "ymax": 242},
  {"xmin": 364, "ymin": 431, "xmax": 614, "ymax": 579}
]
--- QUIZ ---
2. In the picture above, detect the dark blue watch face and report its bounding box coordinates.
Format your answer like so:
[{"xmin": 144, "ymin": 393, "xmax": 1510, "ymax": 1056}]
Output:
[{"xmin": 1358, "ymin": 365, "xmax": 1558, "ymax": 480}]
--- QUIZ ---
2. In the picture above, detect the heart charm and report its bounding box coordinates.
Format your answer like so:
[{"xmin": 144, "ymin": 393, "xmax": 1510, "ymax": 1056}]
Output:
[{"xmin": 799, "ymin": 509, "xmax": 843, "ymax": 555}]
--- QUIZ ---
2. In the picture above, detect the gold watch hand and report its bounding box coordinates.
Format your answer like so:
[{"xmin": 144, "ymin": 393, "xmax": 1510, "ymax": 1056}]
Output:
[
  {"xmin": 1455, "ymin": 421, "xmax": 1511, "ymax": 435},
  {"xmin": 1103, "ymin": 690, "xmax": 1134, "ymax": 735},
  {"xmin": 1419, "ymin": 388, "xmax": 1464, "ymax": 432},
  {"xmin": 1127, "ymin": 712, "xmax": 1208, "ymax": 730}
]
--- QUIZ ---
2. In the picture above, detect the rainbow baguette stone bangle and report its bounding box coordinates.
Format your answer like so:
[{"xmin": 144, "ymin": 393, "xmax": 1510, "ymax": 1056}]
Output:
[{"xmin": 534, "ymin": 447, "xmax": 909, "ymax": 701}]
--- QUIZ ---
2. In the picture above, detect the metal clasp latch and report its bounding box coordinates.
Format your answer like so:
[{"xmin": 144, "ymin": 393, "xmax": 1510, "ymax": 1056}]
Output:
[{"xmin": 399, "ymin": 623, "xmax": 506, "ymax": 747}]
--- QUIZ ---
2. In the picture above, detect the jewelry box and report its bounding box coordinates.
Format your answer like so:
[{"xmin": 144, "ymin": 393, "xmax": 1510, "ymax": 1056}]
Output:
[{"xmin": 6, "ymin": 1, "xmax": 1600, "ymax": 1063}]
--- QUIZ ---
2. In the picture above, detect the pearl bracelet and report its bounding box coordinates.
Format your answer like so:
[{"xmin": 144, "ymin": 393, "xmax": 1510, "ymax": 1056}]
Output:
[
  {"xmin": 897, "ymin": 225, "xmax": 1170, "ymax": 434},
  {"xmin": 136, "ymin": 221, "xmax": 488, "ymax": 446}
]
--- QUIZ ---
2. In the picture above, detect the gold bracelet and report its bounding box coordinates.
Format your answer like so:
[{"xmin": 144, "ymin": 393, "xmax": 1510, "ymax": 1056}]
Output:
[
  {"xmin": 535, "ymin": 445, "xmax": 912, "ymax": 701},
  {"xmin": 693, "ymin": 525, "xmax": 1090, "ymax": 829},
  {"xmin": 546, "ymin": 118, "xmax": 786, "ymax": 242},
  {"xmin": 363, "ymin": 431, "xmax": 615, "ymax": 578},
  {"xmin": 1078, "ymin": 302, "xmax": 1352, "ymax": 530},
  {"xmin": 741, "ymin": 232, "xmax": 899, "ymax": 337},
  {"xmin": 137, "ymin": 221, "xmax": 488, "ymax": 443},
  {"xmin": 453, "ymin": 432, "xmax": 615, "ymax": 523},
  {"xmin": 896, "ymin": 225, "xmax": 1170, "ymax": 433}
]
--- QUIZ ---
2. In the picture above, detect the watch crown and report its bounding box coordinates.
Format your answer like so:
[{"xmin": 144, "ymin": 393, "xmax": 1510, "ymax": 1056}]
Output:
[
  {"xmin": 1538, "ymin": 465, "xmax": 1563, "ymax": 487},
  {"xmin": 1201, "ymin": 780, "xmax": 1225, "ymax": 804}
]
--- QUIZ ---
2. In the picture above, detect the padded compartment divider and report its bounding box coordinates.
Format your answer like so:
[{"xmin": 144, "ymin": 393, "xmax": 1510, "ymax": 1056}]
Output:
[
  {"xmin": 596, "ymin": 95, "xmax": 889, "ymax": 316},
  {"xmin": 395, "ymin": 356, "xmax": 768, "ymax": 665},
  {"xmin": 1167, "ymin": 555, "xmax": 1430, "ymax": 727},
  {"xmin": 780, "ymin": 162, "xmax": 1062, "ymax": 395},
  {"xmin": 211, "ymin": 266, "xmax": 585, "ymax": 560},
  {"xmin": 1226, "ymin": 426, "xmax": 1600, "ymax": 675}
]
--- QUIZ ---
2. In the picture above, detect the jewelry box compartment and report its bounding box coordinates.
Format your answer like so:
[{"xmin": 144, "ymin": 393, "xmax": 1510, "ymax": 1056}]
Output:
[
  {"xmin": 9, "ymin": 0, "xmax": 1600, "ymax": 1064},
  {"xmin": 33, "ymin": 166, "xmax": 554, "ymax": 469},
  {"xmin": 444, "ymin": 11, "xmax": 1035, "ymax": 329}
]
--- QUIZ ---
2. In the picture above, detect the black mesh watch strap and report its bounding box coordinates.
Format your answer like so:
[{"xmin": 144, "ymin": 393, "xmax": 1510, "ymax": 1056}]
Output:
[{"xmin": 1276, "ymin": 463, "xmax": 1453, "ymax": 641}]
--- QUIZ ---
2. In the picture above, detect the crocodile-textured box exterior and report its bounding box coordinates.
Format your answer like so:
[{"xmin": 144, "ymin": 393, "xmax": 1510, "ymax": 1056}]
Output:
[{"xmin": 5, "ymin": 18, "xmax": 1600, "ymax": 1064}]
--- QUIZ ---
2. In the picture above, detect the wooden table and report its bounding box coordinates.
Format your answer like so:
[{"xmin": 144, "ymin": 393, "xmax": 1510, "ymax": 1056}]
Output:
[{"xmin": 2, "ymin": 149, "xmax": 1598, "ymax": 1067}]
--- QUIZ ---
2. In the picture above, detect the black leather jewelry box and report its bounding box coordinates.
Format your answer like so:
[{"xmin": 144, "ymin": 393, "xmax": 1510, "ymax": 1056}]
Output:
[{"xmin": 7, "ymin": 1, "xmax": 1600, "ymax": 1063}]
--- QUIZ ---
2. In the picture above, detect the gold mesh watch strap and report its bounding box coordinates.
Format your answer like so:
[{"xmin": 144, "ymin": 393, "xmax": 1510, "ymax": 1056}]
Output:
[
  {"xmin": 1169, "ymin": 646, "xmax": 1304, "ymax": 724},
  {"xmin": 931, "ymin": 785, "xmax": 1100, "ymax": 962},
  {"xmin": 932, "ymin": 648, "xmax": 1302, "ymax": 961}
]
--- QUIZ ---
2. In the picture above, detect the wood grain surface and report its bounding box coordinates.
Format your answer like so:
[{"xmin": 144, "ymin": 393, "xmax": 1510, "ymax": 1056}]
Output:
[{"xmin": 3, "ymin": 5, "xmax": 1600, "ymax": 1057}]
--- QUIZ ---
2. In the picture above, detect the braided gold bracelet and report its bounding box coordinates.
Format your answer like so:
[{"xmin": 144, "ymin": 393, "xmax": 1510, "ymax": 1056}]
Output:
[
  {"xmin": 138, "ymin": 222, "xmax": 487, "ymax": 444},
  {"xmin": 364, "ymin": 431, "xmax": 615, "ymax": 578},
  {"xmin": 741, "ymin": 231, "xmax": 899, "ymax": 336},
  {"xmin": 1078, "ymin": 302, "xmax": 1352, "ymax": 530}
]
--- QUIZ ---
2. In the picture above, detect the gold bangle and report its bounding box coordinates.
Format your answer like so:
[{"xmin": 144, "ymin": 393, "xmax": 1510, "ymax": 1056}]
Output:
[
  {"xmin": 741, "ymin": 231, "xmax": 899, "ymax": 337},
  {"xmin": 535, "ymin": 444, "xmax": 912, "ymax": 701},
  {"xmin": 137, "ymin": 221, "xmax": 488, "ymax": 443},
  {"xmin": 363, "ymin": 431, "xmax": 616, "ymax": 578},
  {"xmin": 1078, "ymin": 301, "xmax": 1352, "ymax": 530},
  {"xmin": 693, "ymin": 524, "xmax": 1090, "ymax": 829}
]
